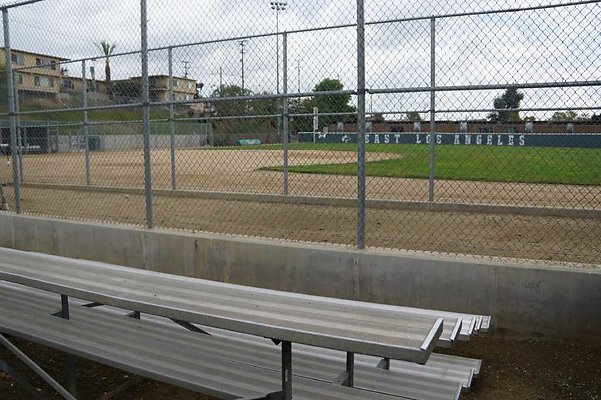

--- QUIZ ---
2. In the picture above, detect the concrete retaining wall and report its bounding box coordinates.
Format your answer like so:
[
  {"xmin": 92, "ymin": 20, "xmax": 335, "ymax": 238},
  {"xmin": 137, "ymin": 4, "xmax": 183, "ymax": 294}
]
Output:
[{"xmin": 1, "ymin": 212, "xmax": 599, "ymax": 343}]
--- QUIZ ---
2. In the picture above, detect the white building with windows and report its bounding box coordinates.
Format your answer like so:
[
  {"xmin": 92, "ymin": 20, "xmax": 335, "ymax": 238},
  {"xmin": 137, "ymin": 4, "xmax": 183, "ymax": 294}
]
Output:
[{"xmin": 0, "ymin": 48, "xmax": 68, "ymax": 97}]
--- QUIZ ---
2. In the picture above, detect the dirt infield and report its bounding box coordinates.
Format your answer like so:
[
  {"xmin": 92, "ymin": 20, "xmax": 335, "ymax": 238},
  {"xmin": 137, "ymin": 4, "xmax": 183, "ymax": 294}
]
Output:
[
  {"xmin": 1, "ymin": 148, "xmax": 600, "ymax": 208},
  {"xmin": 1, "ymin": 148, "xmax": 600, "ymax": 265}
]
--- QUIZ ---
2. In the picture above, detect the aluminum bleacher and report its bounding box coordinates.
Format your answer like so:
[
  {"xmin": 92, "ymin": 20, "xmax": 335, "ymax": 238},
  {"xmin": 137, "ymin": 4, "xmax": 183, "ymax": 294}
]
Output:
[{"xmin": 0, "ymin": 248, "xmax": 490, "ymax": 399}]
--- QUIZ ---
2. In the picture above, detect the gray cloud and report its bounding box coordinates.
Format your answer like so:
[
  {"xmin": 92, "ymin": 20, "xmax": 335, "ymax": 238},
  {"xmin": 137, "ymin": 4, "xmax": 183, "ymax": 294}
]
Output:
[{"xmin": 1, "ymin": 0, "xmax": 599, "ymax": 119}]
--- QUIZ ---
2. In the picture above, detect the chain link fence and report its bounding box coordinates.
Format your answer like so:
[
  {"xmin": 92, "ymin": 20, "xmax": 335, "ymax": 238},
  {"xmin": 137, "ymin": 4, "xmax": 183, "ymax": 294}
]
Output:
[{"xmin": 0, "ymin": 0, "xmax": 599, "ymax": 265}]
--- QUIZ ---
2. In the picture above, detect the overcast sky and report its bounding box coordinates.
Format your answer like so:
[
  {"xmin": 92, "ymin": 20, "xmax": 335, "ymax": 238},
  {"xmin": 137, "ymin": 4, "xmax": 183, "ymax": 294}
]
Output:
[{"xmin": 2, "ymin": 0, "xmax": 600, "ymax": 120}]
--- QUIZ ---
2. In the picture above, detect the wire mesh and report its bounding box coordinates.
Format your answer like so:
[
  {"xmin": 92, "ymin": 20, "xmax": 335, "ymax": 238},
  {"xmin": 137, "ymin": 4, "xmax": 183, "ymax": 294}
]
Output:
[{"xmin": 0, "ymin": 0, "xmax": 599, "ymax": 265}]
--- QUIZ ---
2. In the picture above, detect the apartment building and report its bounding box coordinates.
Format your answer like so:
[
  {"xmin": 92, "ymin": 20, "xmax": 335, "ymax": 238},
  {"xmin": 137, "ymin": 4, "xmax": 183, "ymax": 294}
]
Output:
[
  {"xmin": 151, "ymin": 75, "xmax": 196, "ymax": 102},
  {"xmin": 126, "ymin": 75, "xmax": 197, "ymax": 102},
  {"xmin": 0, "ymin": 48, "xmax": 68, "ymax": 97},
  {"xmin": 61, "ymin": 76, "xmax": 108, "ymax": 95}
]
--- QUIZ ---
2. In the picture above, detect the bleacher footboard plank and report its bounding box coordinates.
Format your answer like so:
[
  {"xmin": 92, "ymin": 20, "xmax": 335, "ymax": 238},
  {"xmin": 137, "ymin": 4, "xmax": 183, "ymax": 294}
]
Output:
[
  {"xmin": 0, "ymin": 282, "xmax": 466, "ymax": 400},
  {"xmin": 0, "ymin": 289, "xmax": 453, "ymax": 400}
]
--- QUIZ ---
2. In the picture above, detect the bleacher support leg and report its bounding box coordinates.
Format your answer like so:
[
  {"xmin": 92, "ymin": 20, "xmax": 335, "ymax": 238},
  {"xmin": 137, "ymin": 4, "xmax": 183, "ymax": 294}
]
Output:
[
  {"xmin": 377, "ymin": 357, "xmax": 391, "ymax": 370},
  {"xmin": 60, "ymin": 294, "xmax": 77, "ymax": 397},
  {"xmin": 346, "ymin": 352, "xmax": 355, "ymax": 387},
  {"xmin": 281, "ymin": 341, "xmax": 292, "ymax": 400},
  {"xmin": 170, "ymin": 319, "xmax": 210, "ymax": 335},
  {"xmin": 60, "ymin": 294, "xmax": 70, "ymax": 319},
  {"xmin": 0, "ymin": 334, "xmax": 77, "ymax": 400},
  {"xmin": 127, "ymin": 311, "xmax": 141, "ymax": 319},
  {"xmin": 334, "ymin": 351, "xmax": 355, "ymax": 387}
]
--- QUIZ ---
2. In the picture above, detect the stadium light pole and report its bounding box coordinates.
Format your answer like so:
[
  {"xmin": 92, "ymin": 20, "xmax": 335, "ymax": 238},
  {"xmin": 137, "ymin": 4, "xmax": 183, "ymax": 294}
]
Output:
[
  {"xmin": 238, "ymin": 40, "xmax": 247, "ymax": 92},
  {"xmin": 270, "ymin": 1, "xmax": 286, "ymax": 142},
  {"xmin": 270, "ymin": 1, "xmax": 286, "ymax": 95}
]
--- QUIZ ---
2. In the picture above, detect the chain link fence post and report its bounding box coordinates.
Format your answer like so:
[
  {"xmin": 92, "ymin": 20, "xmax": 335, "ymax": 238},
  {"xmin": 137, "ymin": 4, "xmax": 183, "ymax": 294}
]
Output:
[
  {"xmin": 428, "ymin": 17, "xmax": 436, "ymax": 204},
  {"xmin": 12, "ymin": 74, "xmax": 23, "ymax": 183},
  {"xmin": 283, "ymin": 32, "xmax": 289, "ymax": 196},
  {"xmin": 140, "ymin": 0, "xmax": 153, "ymax": 228},
  {"xmin": 275, "ymin": 10, "xmax": 282, "ymax": 153},
  {"xmin": 2, "ymin": 8, "xmax": 21, "ymax": 214},
  {"xmin": 82, "ymin": 60, "xmax": 91, "ymax": 186},
  {"xmin": 168, "ymin": 46, "xmax": 177, "ymax": 191},
  {"xmin": 357, "ymin": 0, "xmax": 366, "ymax": 249}
]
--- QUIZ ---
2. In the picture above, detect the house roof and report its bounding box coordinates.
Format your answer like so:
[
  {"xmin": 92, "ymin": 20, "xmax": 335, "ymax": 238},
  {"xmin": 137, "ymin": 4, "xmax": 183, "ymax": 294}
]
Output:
[
  {"xmin": 129, "ymin": 75, "xmax": 196, "ymax": 82},
  {"xmin": 2, "ymin": 47, "xmax": 69, "ymax": 61}
]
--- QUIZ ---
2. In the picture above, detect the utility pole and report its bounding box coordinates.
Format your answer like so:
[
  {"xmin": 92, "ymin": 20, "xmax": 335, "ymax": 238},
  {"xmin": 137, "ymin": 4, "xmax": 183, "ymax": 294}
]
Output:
[
  {"xmin": 182, "ymin": 60, "xmax": 191, "ymax": 79},
  {"xmin": 219, "ymin": 67, "xmax": 223, "ymax": 96},
  {"xmin": 297, "ymin": 60, "xmax": 301, "ymax": 92},
  {"xmin": 238, "ymin": 40, "xmax": 247, "ymax": 92},
  {"xmin": 270, "ymin": 1, "xmax": 287, "ymax": 142},
  {"xmin": 270, "ymin": 1, "xmax": 287, "ymax": 95}
]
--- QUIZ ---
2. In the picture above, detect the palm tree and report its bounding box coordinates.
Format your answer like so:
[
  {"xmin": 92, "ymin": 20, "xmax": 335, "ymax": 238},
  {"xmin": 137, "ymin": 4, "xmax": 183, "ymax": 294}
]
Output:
[{"xmin": 97, "ymin": 41, "xmax": 116, "ymax": 99}]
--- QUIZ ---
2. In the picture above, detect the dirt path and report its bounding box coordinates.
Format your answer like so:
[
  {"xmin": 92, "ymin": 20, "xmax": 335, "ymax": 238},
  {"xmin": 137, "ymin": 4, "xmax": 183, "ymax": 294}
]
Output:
[{"xmin": 3, "ymin": 185, "xmax": 600, "ymax": 266}]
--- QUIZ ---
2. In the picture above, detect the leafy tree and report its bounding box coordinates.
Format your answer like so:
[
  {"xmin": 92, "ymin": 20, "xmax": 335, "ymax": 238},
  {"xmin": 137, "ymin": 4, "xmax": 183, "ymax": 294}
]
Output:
[
  {"xmin": 577, "ymin": 113, "xmax": 590, "ymax": 121},
  {"xmin": 211, "ymin": 84, "xmax": 251, "ymax": 98},
  {"xmin": 371, "ymin": 113, "xmax": 385, "ymax": 123},
  {"xmin": 592, "ymin": 113, "xmax": 601, "ymax": 123},
  {"xmin": 550, "ymin": 111, "xmax": 591, "ymax": 122},
  {"xmin": 306, "ymin": 78, "xmax": 356, "ymax": 129},
  {"xmin": 550, "ymin": 111, "xmax": 578, "ymax": 122},
  {"xmin": 288, "ymin": 97, "xmax": 314, "ymax": 134},
  {"xmin": 405, "ymin": 112, "xmax": 422, "ymax": 122},
  {"xmin": 206, "ymin": 85, "xmax": 281, "ymax": 141},
  {"xmin": 210, "ymin": 84, "xmax": 251, "ymax": 117},
  {"xmin": 488, "ymin": 88, "xmax": 524, "ymax": 123},
  {"xmin": 250, "ymin": 91, "xmax": 278, "ymax": 116},
  {"xmin": 312, "ymin": 79, "xmax": 353, "ymax": 114},
  {"xmin": 97, "ymin": 41, "xmax": 117, "ymax": 99},
  {"xmin": 523, "ymin": 116, "xmax": 536, "ymax": 122}
]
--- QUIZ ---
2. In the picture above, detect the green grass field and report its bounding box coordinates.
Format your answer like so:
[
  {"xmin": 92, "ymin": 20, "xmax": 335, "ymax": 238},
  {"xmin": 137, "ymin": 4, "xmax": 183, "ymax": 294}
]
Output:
[{"xmin": 261, "ymin": 143, "xmax": 601, "ymax": 185}]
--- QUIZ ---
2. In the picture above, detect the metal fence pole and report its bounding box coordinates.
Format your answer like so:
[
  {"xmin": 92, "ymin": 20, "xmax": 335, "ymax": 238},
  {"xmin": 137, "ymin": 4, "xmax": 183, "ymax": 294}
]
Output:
[
  {"xmin": 168, "ymin": 47, "xmax": 177, "ymax": 190},
  {"xmin": 2, "ymin": 8, "xmax": 21, "ymax": 214},
  {"xmin": 13, "ymin": 73, "xmax": 23, "ymax": 183},
  {"xmin": 24, "ymin": 122, "xmax": 28, "ymax": 155},
  {"xmin": 428, "ymin": 17, "xmax": 436, "ymax": 204},
  {"xmin": 356, "ymin": 0, "xmax": 366, "ymax": 249},
  {"xmin": 82, "ymin": 60, "xmax": 91, "ymax": 186},
  {"xmin": 276, "ymin": 29, "xmax": 281, "ymax": 146},
  {"xmin": 282, "ymin": 32, "xmax": 289, "ymax": 196},
  {"xmin": 141, "ymin": 0, "xmax": 154, "ymax": 228}
]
